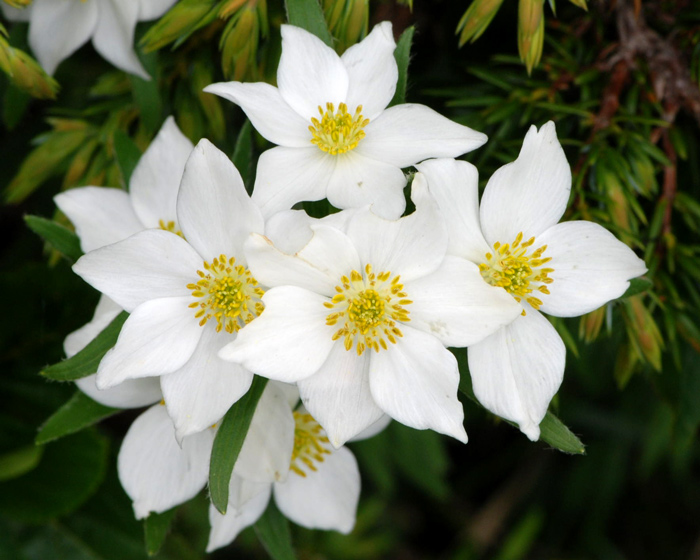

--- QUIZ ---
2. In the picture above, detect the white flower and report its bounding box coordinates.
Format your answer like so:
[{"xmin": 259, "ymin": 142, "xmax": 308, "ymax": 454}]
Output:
[
  {"xmin": 207, "ymin": 384, "xmax": 363, "ymax": 552},
  {"xmin": 417, "ymin": 122, "xmax": 648, "ymax": 441},
  {"xmin": 118, "ymin": 402, "xmax": 215, "ymax": 519},
  {"xmin": 72, "ymin": 139, "xmax": 266, "ymax": 441},
  {"xmin": 219, "ymin": 178, "xmax": 521, "ymax": 447},
  {"xmin": 1, "ymin": 0, "xmax": 176, "ymax": 78},
  {"xmin": 204, "ymin": 22, "xmax": 487, "ymax": 220},
  {"xmin": 57, "ymin": 116, "xmax": 193, "ymax": 409}
]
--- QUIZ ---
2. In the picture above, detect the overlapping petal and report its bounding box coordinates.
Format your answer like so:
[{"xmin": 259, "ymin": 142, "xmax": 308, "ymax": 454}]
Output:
[
  {"xmin": 178, "ymin": 140, "xmax": 264, "ymax": 261},
  {"xmin": 161, "ymin": 327, "xmax": 253, "ymax": 441},
  {"xmin": 357, "ymin": 104, "xmax": 487, "ymax": 168},
  {"xmin": 479, "ymin": 122, "xmax": 571, "ymax": 244},
  {"xmin": 92, "ymin": 0, "xmax": 148, "ymax": 79},
  {"xmin": 96, "ymin": 296, "xmax": 202, "ymax": 389},
  {"xmin": 274, "ymin": 446, "xmax": 359, "ymax": 534},
  {"xmin": 118, "ymin": 404, "xmax": 214, "ymax": 519},
  {"xmin": 298, "ymin": 343, "xmax": 384, "ymax": 448},
  {"xmin": 370, "ymin": 326, "xmax": 467, "ymax": 443},
  {"xmin": 55, "ymin": 187, "xmax": 143, "ymax": 254},
  {"xmin": 219, "ymin": 286, "xmax": 336, "ymax": 382},
  {"xmin": 73, "ymin": 230, "xmax": 201, "ymax": 312},
  {"xmin": 536, "ymin": 221, "xmax": 648, "ymax": 317},
  {"xmin": 405, "ymin": 256, "xmax": 521, "ymax": 347},
  {"xmin": 467, "ymin": 309, "xmax": 566, "ymax": 441},
  {"xmin": 130, "ymin": 116, "xmax": 194, "ymax": 228}
]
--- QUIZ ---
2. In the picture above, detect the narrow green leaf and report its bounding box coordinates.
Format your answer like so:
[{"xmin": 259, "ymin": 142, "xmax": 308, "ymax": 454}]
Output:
[
  {"xmin": 285, "ymin": 0, "xmax": 333, "ymax": 46},
  {"xmin": 113, "ymin": 129, "xmax": 143, "ymax": 188},
  {"xmin": 209, "ymin": 376, "xmax": 268, "ymax": 513},
  {"xmin": 0, "ymin": 445, "xmax": 43, "ymax": 481},
  {"xmin": 620, "ymin": 277, "xmax": 653, "ymax": 299},
  {"xmin": 130, "ymin": 70, "xmax": 163, "ymax": 134},
  {"xmin": 389, "ymin": 26, "xmax": 414, "ymax": 107},
  {"xmin": 143, "ymin": 507, "xmax": 177, "ymax": 556},
  {"xmin": 456, "ymin": 351, "xmax": 585, "ymax": 455},
  {"xmin": 36, "ymin": 391, "xmax": 120, "ymax": 445},
  {"xmin": 24, "ymin": 215, "xmax": 83, "ymax": 263},
  {"xmin": 232, "ymin": 119, "xmax": 253, "ymax": 189},
  {"xmin": 41, "ymin": 312, "xmax": 129, "ymax": 381},
  {"xmin": 254, "ymin": 500, "xmax": 297, "ymax": 560}
]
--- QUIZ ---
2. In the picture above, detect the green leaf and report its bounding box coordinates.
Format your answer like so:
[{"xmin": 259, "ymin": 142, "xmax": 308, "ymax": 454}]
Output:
[
  {"xmin": 113, "ymin": 129, "xmax": 143, "ymax": 189},
  {"xmin": 254, "ymin": 500, "xmax": 297, "ymax": 560},
  {"xmin": 130, "ymin": 72, "xmax": 162, "ymax": 135},
  {"xmin": 0, "ymin": 430, "xmax": 109, "ymax": 522},
  {"xmin": 35, "ymin": 391, "xmax": 120, "ymax": 445},
  {"xmin": 620, "ymin": 277, "xmax": 653, "ymax": 299},
  {"xmin": 285, "ymin": 0, "xmax": 333, "ymax": 46},
  {"xmin": 0, "ymin": 445, "xmax": 43, "ymax": 481},
  {"xmin": 456, "ymin": 351, "xmax": 585, "ymax": 455},
  {"xmin": 24, "ymin": 215, "xmax": 83, "ymax": 262},
  {"xmin": 41, "ymin": 312, "xmax": 129, "ymax": 381},
  {"xmin": 209, "ymin": 376, "xmax": 268, "ymax": 513},
  {"xmin": 389, "ymin": 26, "xmax": 414, "ymax": 107},
  {"xmin": 232, "ymin": 119, "xmax": 253, "ymax": 189},
  {"xmin": 143, "ymin": 507, "xmax": 177, "ymax": 556}
]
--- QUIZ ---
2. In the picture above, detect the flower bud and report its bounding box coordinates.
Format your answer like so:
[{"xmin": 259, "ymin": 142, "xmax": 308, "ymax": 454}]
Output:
[
  {"xmin": 456, "ymin": 0, "xmax": 504, "ymax": 46},
  {"xmin": 140, "ymin": 0, "xmax": 219, "ymax": 52},
  {"xmin": 518, "ymin": 0, "xmax": 544, "ymax": 74}
]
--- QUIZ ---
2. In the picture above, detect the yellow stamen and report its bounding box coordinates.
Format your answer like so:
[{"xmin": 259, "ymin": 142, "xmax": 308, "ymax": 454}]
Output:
[
  {"xmin": 479, "ymin": 232, "xmax": 554, "ymax": 315},
  {"xmin": 187, "ymin": 254, "xmax": 265, "ymax": 333},
  {"xmin": 308, "ymin": 102, "xmax": 369, "ymax": 155},
  {"xmin": 325, "ymin": 263, "xmax": 411, "ymax": 355},
  {"xmin": 158, "ymin": 219, "xmax": 184, "ymax": 238},
  {"xmin": 290, "ymin": 412, "xmax": 331, "ymax": 478}
]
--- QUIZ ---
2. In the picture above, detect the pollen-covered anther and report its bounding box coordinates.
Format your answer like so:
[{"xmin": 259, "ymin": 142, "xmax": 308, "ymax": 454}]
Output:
[
  {"xmin": 290, "ymin": 412, "xmax": 331, "ymax": 478},
  {"xmin": 479, "ymin": 232, "xmax": 554, "ymax": 315},
  {"xmin": 158, "ymin": 219, "xmax": 184, "ymax": 238},
  {"xmin": 309, "ymin": 102, "xmax": 369, "ymax": 155},
  {"xmin": 187, "ymin": 254, "xmax": 265, "ymax": 333},
  {"xmin": 325, "ymin": 263, "xmax": 412, "ymax": 356}
]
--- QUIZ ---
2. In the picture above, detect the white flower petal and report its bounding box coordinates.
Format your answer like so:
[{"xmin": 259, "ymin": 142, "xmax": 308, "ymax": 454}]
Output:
[
  {"xmin": 76, "ymin": 374, "xmax": 162, "ymax": 409},
  {"xmin": 55, "ymin": 187, "xmax": 144, "ymax": 254},
  {"xmin": 177, "ymin": 140, "xmax": 264, "ymax": 261},
  {"xmin": 64, "ymin": 295, "xmax": 122, "ymax": 358},
  {"xmin": 468, "ymin": 309, "xmax": 566, "ymax": 441},
  {"xmin": 234, "ymin": 383, "xmax": 295, "ymax": 483},
  {"xmin": 96, "ymin": 296, "xmax": 202, "ymax": 389},
  {"xmin": 405, "ymin": 256, "xmax": 522, "ymax": 347},
  {"xmin": 480, "ymin": 122, "xmax": 571, "ymax": 245},
  {"xmin": 326, "ymin": 152, "xmax": 406, "ymax": 219},
  {"xmin": 415, "ymin": 158, "xmax": 491, "ymax": 262},
  {"xmin": 72, "ymin": 229, "xmax": 200, "ymax": 312},
  {"xmin": 537, "ymin": 221, "xmax": 647, "ymax": 317},
  {"xmin": 207, "ymin": 479, "xmax": 271, "ymax": 552},
  {"xmin": 264, "ymin": 210, "xmax": 316, "ymax": 254},
  {"xmin": 348, "ymin": 414, "xmax": 392, "ymax": 441},
  {"xmin": 357, "ymin": 104, "xmax": 487, "ymax": 168},
  {"xmin": 92, "ymin": 0, "xmax": 149, "ymax": 79},
  {"xmin": 277, "ymin": 25, "xmax": 349, "ymax": 119},
  {"xmin": 129, "ymin": 116, "xmax": 193, "ymax": 228},
  {"xmin": 203, "ymin": 82, "xmax": 311, "ymax": 147},
  {"xmin": 274, "ymin": 446, "xmax": 359, "ymax": 534},
  {"xmin": 346, "ymin": 176, "xmax": 447, "ymax": 282},
  {"xmin": 245, "ymin": 224, "xmax": 360, "ymax": 296},
  {"xmin": 161, "ymin": 327, "xmax": 253, "ymax": 441},
  {"xmin": 118, "ymin": 404, "xmax": 214, "ymax": 519},
  {"xmin": 298, "ymin": 343, "xmax": 384, "ymax": 448},
  {"xmin": 1, "ymin": 4, "xmax": 32, "ymax": 22},
  {"xmin": 251, "ymin": 146, "xmax": 335, "ymax": 219},
  {"xmin": 138, "ymin": 0, "xmax": 176, "ymax": 20},
  {"xmin": 370, "ymin": 326, "xmax": 467, "ymax": 442},
  {"xmin": 28, "ymin": 0, "xmax": 97, "ymax": 75},
  {"xmin": 219, "ymin": 286, "xmax": 336, "ymax": 383},
  {"xmin": 341, "ymin": 22, "xmax": 397, "ymax": 120}
]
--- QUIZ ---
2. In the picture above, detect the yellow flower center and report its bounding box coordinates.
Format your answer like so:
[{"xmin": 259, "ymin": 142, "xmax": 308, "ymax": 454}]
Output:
[
  {"xmin": 479, "ymin": 232, "xmax": 554, "ymax": 315},
  {"xmin": 325, "ymin": 264, "xmax": 412, "ymax": 356},
  {"xmin": 290, "ymin": 411, "xmax": 331, "ymax": 478},
  {"xmin": 187, "ymin": 254, "xmax": 264, "ymax": 333},
  {"xmin": 309, "ymin": 102, "xmax": 369, "ymax": 155},
  {"xmin": 158, "ymin": 219, "xmax": 183, "ymax": 238}
]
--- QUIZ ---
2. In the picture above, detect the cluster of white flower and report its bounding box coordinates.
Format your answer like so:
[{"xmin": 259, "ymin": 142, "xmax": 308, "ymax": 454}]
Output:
[{"xmin": 55, "ymin": 22, "xmax": 646, "ymax": 551}]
